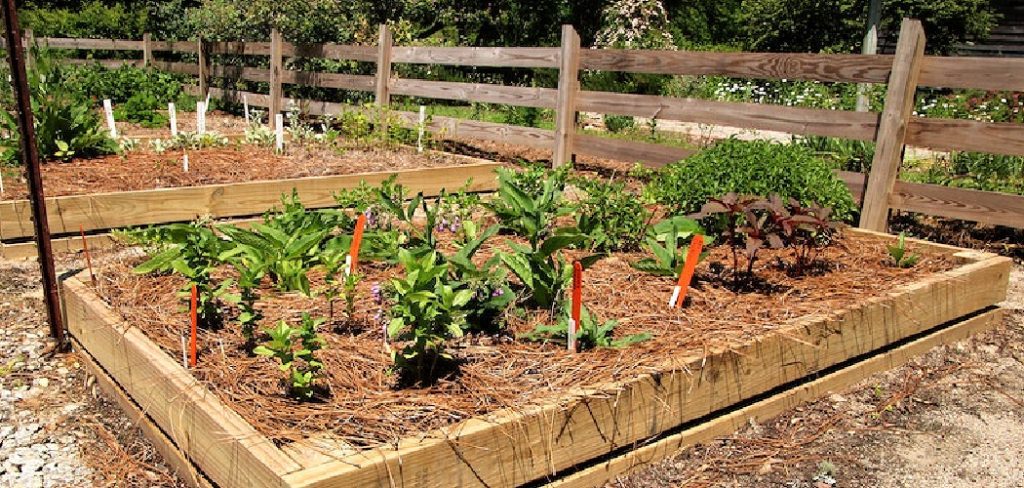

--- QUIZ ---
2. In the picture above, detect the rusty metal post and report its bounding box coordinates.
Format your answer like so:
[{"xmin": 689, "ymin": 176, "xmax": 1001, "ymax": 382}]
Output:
[{"xmin": 2, "ymin": 0, "xmax": 67, "ymax": 349}]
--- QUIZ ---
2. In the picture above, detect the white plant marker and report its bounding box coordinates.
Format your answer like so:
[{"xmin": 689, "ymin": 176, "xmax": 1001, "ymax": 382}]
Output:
[
  {"xmin": 205, "ymin": 92, "xmax": 211, "ymax": 110},
  {"xmin": 168, "ymin": 102, "xmax": 178, "ymax": 137},
  {"xmin": 344, "ymin": 255, "xmax": 353, "ymax": 277},
  {"xmin": 274, "ymin": 114, "xmax": 284, "ymax": 152},
  {"xmin": 102, "ymin": 99, "xmax": 117, "ymax": 138},
  {"xmin": 196, "ymin": 102, "xmax": 206, "ymax": 135},
  {"xmin": 180, "ymin": 335, "xmax": 188, "ymax": 368},
  {"xmin": 668, "ymin": 285, "xmax": 681, "ymax": 308},
  {"xmin": 417, "ymin": 105, "xmax": 426, "ymax": 152},
  {"xmin": 243, "ymin": 95, "xmax": 250, "ymax": 123},
  {"xmin": 182, "ymin": 153, "xmax": 190, "ymax": 172},
  {"xmin": 567, "ymin": 319, "xmax": 577, "ymax": 352},
  {"xmin": 0, "ymin": 170, "xmax": 5, "ymax": 196}
]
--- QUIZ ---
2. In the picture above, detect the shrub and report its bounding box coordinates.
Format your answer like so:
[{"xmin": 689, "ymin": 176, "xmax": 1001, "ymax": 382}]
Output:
[
  {"xmin": 572, "ymin": 175, "xmax": 652, "ymax": 252},
  {"xmin": 603, "ymin": 114, "xmax": 635, "ymax": 133},
  {"xmin": 114, "ymin": 92, "xmax": 169, "ymax": 128},
  {"xmin": 501, "ymin": 105, "xmax": 542, "ymax": 128},
  {"xmin": 645, "ymin": 138, "xmax": 857, "ymax": 221}
]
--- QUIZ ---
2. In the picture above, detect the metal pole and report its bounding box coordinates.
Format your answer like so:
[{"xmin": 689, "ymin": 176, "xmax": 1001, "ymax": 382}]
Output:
[
  {"xmin": 855, "ymin": 0, "xmax": 882, "ymax": 112},
  {"xmin": 2, "ymin": 0, "xmax": 67, "ymax": 349}
]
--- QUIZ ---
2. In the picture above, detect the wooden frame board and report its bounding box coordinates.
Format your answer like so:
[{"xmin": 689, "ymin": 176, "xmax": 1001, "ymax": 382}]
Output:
[
  {"xmin": 62, "ymin": 230, "xmax": 1011, "ymax": 488},
  {"xmin": 0, "ymin": 158, "xmax": 501, "ymax": 241}
]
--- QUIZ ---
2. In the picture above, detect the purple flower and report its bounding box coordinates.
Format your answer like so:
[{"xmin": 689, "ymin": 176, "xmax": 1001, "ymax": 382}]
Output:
[
  {"xmin": 491, "ymin": 288, "xmax": 504, "ymax": 297},
  {"xmin": 364, "ymin": 208, "xmax": 377, "ymax": 228},
  {"xmin": 450, "ymin": 222, "xmax": 460, "ymax": 233},
  {"xmin": 371, "ymin": 282, "xmax": 382, "ymax": 304}
]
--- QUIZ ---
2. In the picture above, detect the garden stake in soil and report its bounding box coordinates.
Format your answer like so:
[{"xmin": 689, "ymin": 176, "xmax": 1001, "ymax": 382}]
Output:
[
  {"xmin": 569, "ymin": 261, "xmax": 583, "ymax": 352},
  {"xmin": 79, "ymin": 225, "xmax": 96, "ymax": 288},
  {"xmin": 102, "ymin": 99, "xmax": 117, "ymax": 138},
  {"xmin": 670, "ymin": 234, "xmax": 705, "ymax": 309},
  {"xmin": 168, "ymin": 102, "xmax": 178, "ymax": 137},
  {"xmin": 243, "ymin": 95, "xmax": 250, "ymax": 123},
  {"xmin": 349, "ymin": 213, "xmax": 368, "ymax": 275},
  {"xmin": 274, "ymin": 114, "xmax": 284, "ymax": 152},
  {"xmin": 189, "ymin": 284, "xmax": 198, "ymax": 368}
]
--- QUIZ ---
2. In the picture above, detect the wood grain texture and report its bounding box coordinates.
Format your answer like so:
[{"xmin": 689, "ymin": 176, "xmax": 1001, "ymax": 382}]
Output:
[
  {"xmin": 580, "ymin": 49, "xmax": 894, "ymax": 84},
  {"xmin": 37, "ymin": 37, "xmax": 143, "ymax": 51},
  {"xmin": 65, "ymin": 58, "xmax": 143, "ymax": 69},
  {"xmin": 574, "ymin": 133, "xmax": 695, "ymax": 167},
  {"xmin": 375, "ymin": 25, "xmax": 394, "ymax": 108},
  {"xmin": 906, "ymin": 117, "xmax": 1024, "ymax": 156},
  {"xmin": 197, "ymin": 38, "xmax": 209, "ymax": 98},
  {"xmin": 546, "ymin": 307, "xmax": 1005, "ymax": 488},
  {"xmin": 578, "ymin": 90, "xmax": 880, "ymax": 140},
  {"xmin": 390, "ymin": 79, "xmax": 557, "ymax": 108},
  {"xmin": 142, "ymin": 33, "xmax": 153, "ymax": 66},
  {"xmin": 392, "ymin": 46, "xmax": 559, "ymax": 68},
  {"xmin": 152, "ymin": 60, "xmax": 200, "ymax": 75},
  {"xmin": 859, "ymin": 19, "xmax": 926, "ymax": 231},
  {"xmin": 64, "ymin": 278, "xmax": 300, "ymax": 488},
  {"xmin": 889, "ymin": 181, "xmax": 1024, "ymax": 229},
  {"xmin": 210, "ymin": 65, "xmax": 270, "ymax": 83},
  {"xmin": 0, "ymin": 164, "xmax": 500, "ymax": 239},
  {"xmin": 553, "ymin": 25, "xmax": 582, "ymax": 166},
  {"xmin": 207, "ymin": 41, "xmax": 272, "ymax": 56},
  {"xmin": 75, "ymin": 340, "xmax": 215, "ymax": 488},
  {"xmin": 282, "ymin": 240, "xmax": 1011, "ymax": 488},
  {"xmin": 283, "ymin": 42, "xmax": 377, "ymax": 62},
  {"xmin": 149, "ymin": 40, "xmax": 200, "ymax": 54},
  {"xmin": 282, "ymin": 70, "xmax": 375, "ymax": 91},
  {"xmin": 919, "ymin": 56, "xmax": 1024, "ymax": 92},
  {"xmin": 269, "ymin": 29, "xmax": 284, "ymax": 127}
]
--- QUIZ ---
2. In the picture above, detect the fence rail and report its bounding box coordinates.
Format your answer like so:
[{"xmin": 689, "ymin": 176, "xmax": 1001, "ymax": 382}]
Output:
[{"xmin": 8, "ymin": 22, "xmax": 1024, "ymax": 231}]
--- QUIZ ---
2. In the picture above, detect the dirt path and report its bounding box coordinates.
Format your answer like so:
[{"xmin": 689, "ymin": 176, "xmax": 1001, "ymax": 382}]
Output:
[{"xmin": 0, "ymin": 256, "xmax": 1020, "ymax": 487}]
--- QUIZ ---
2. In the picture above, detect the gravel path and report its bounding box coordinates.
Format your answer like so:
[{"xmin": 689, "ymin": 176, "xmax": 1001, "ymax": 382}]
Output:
[{"xmin": 0, "ymin": 256, "xmax": 1020, "ymax": 487}]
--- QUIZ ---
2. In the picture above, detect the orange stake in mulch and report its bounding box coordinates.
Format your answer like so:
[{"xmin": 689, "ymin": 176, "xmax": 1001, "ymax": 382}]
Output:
[
  {"xmin": 670, "ymin": 234, "xmax": 704, "ymax": 309},
  {"xmin": 189, "ymin": 284, "xmax": 198, "ymax": 368},
  {"xmin": 347, "ymin": 212, "xmax": 367, "ymax": 275},
  {"xmin": 79, "ymin": 225, "xmax": 96, "ymax": 287},
  {"xmin": 568, "ymin": 261, "xmax": 583, "ymax": 352}
]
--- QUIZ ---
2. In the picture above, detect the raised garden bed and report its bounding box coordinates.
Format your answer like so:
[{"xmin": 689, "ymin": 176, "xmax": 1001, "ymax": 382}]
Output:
[{"xmin": 62, "ymin": 227, "xmax": 1011, "ymax": 488}]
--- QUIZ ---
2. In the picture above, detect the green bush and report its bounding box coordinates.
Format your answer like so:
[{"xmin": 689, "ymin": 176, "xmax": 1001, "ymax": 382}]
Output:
[
  {"xmin": 571, "ymin": 175, "xmax": 651, "ymax": 252},
  {"xmin": 18, "ymin": 1, "xmax": 146, "ymax": 39},
  {"xmin": 66, "ymin": 65, "xmax": 189, "ymax": 106},
  {"xmin": 645, "ymin": 138, "xmax": 857, "ymax": 221},
  {"xmin": 603, "ymin": 114, "xmax": 635, "ymax": 133},
  {"xmin": 114, "ymin": 92, "xmax": 170, "ymax": 128},
  {"xmin": 501, "ymin": 105, "xmax": 542, "ymax": 128},
  {"xmin": 905, "ymin": 152, "xmax": 1024, "ymax": 195}
]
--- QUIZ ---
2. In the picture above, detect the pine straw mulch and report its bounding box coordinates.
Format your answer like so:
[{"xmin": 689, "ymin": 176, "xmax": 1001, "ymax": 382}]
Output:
[
  {"xmin": 0, "ymin": 142, "xmax": 490, "ymax": 200},
  {"xmin": 87, "ymin": 230, "xmax": 958, "ymax": 452}
]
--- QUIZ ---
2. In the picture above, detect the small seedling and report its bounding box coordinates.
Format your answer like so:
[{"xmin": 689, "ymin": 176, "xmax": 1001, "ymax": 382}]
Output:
[
  {"xmin": 520, "ymin": 302, "xmax": 650, "ymax": 351},
  {"xmin": 254, "ymin": 314, "xmax": 327, "ymax": 400},
  {"xmin": 887, "ymin": 232, "xmax": 920, "ymax": 268}
]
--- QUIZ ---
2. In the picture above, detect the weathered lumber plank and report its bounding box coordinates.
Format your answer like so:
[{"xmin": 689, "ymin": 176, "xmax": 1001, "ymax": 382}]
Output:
[
  {"xmin": 392, "ymin": 46, "xmax": 559, "ymax": 68},
  {"xmin": 65, "ymin": 58, "xmax": 143, "ymax": 69},
  {"xmin": 282, "ymin": 70, "xmax": 375, "ymax": 91},
  {"xmin": 0, "ymin": 163, "xmax": 501, "ymax": 239},
  {"xmin": 37, "ymin": 37, "xmax": 143, "ymax": 51},
  {"xmin": 390, "ymin": 79, "xmax": 557, "ymax": 108},
  {"xmin": 151, "ymin": 60, "xmax": 200, "ymax": 75},
  {"xmin": 75, "ymin": 340, "xmax": 216, "ymax": 488},
  {"xmin": 64, "ymin": 278, "xmax": 300, "ymax": 488},
  {"xmin": 579, "ymin": 50, "xmax": 894, "ymax": 84},
  {"xmin": 283, "ymin": 42, "xmax": 377, "ymax": 62},
  {"xmin": 149, "ymin": 40, "xmax": 200, "ymax": 54},
  {"xmin": 574, "ymin": 133, "xmax": 695, "ymax": 167},
  {"xmin": 210, "ymin": 65, "xmax": 270, "ymax": 83},
  {"xmin": 545, "ymin": 307, "xmax": 1005, "ymax": 488},
  {"xmin": 553, "ymin": 25, "xmax": 582, "ymax": 166},
  {"xmin": 919, "ymin": 56, "xmax": 1024, "ymax": 92},
  {"xmin": 282, "ymin": 243, "xmax": 1011, "ymax": 488},
  {"xmin": 207, "ymin": 41, "xmax": 272, "ymax": 56},
  {"xmin": 906, "ymin": 117, "xmax": 1024, "ymax": 157},
  {"xmin": 859, "ymin": 19, "xmax": 927, "ymax": 231},
  {"xmin": 889, "ymin": 181, "xmax": 1024, "ymax": 229},
  {"xmin": 577, "ymin": 90, "xmax": 880, "ymax": 140}
]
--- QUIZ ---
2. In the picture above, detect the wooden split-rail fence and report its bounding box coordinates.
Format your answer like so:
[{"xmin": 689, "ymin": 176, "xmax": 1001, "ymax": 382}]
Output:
[{"xmin": 5, "ymin": 19, "xmax": 1024, "ymax": 231}]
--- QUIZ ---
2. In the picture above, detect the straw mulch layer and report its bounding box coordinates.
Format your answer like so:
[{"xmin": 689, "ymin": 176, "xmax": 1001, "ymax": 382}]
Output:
[
  {"xmin": 89, "ymin": 231, "xmax": 957, "ymax": 452},
  {"xmin": 0, "ymin": 143, "xmax": 489, "ymax": 200}
]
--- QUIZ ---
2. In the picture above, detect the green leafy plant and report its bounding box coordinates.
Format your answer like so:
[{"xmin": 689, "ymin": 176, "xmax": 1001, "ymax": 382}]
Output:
[
  {"xmin": 319, "ymin": 235, "xmax": 362, "ymax": 324},
  {"xmin": 113, "ymin": 92, "xmax": 169, "ymax": 128},
  {"xmin": 572, "ymin": 175, "xmax": 652, "ymax": 252},
  {"xmin": 887, "ymin": 232, "xmax": 921, "ymax": 268},
  {"xmin": 499, "ymin": 230, "xmax": 597, "ymax": 311},
  {"xmin": 132, "ymin": 221, "xmax": 234, "ymax": 327},
  {"xmin": 386, "ymin": 249, "xmax": 474, "ymax": 385},
  {"xmin": 444, "ymin": 223, "xmax": 514, "ymax": 330},
  {"xmin": 253, "ymin": 314, "xmax": 327, "ymax": 400},
  {"xmin": 630, "ymin": 217, "xmax": 710, "ymax": 277},
  {"xmin": 603, "ymin": 114, "xmax": 635, "ymax": 133},
  {"xmin": 520, "ymin": 302, "xmax": 650, "ymax": 351},
  {"xmin": 488, "ymin": 167, "xmax": 573, "ymax": 249},
  {"xmin": 645, "ymin": 138, "xmax": 856, "ymax": 221}
]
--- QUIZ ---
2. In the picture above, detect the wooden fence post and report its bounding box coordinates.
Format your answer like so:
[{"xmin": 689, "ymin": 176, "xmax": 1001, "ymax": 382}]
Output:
[
  {"xmin": 197, "ymin": 36, "xmax": 209, "ymax": 100},
  {"xmin": 142, "ymin": 32, "xmax": 152, "ymax": 67},
  {"xmin": 553, "ymin": 24, "xmax": 581, "ymax": 167},
  {"xmin": 375, "ymin": 24, "xmax": 393, "ymax": 108},
  {"xmin": 858, "ymin": 19, "xmax": 926, "ymax": 232},
  {"xmin": 269, "ymin": 28, "xmax": 283, "ymax": 130},
  {"xmin": 22, "ymin": 28, "xmax": 33, "ymax": 72}
]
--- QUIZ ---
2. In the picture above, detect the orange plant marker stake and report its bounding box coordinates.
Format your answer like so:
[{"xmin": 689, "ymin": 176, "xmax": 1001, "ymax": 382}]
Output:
[
  {"xmin": 568, "ymin": 261, "xmax": 583, "ymax": 352},
  {"xmin": 348, "ymin": 213, "xmax": 367, "ymax": 275},
  {"xmin": 189, "ymin": 284, "xmax": 198, "ymax": 368},
  {"xmin": 79, "ymin": 225, "xmax": 96, "ymax": 287},
  {"xmin": 671, "ymin": 234, "xmax": 705, "ymax": 309}
]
